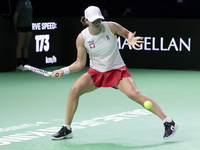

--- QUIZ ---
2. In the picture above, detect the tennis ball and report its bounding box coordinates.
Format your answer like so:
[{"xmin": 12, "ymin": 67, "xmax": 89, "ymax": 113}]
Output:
[{"xmin": 144, "ymin": 101, "xmax": 152, "ymax": 109}]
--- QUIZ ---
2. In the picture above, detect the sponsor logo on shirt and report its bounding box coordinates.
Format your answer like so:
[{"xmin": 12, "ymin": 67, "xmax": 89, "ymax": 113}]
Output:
[
  {"xmin": 89, "ymin": 43, "xmax": 95, "ymax": 49},
  {"xmin": 88, "ymin": 40, "xmax": 95, "ymax": 49}
]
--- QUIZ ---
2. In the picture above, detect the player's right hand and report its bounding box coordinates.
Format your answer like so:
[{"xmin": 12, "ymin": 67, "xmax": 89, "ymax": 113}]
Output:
[{"xmin": 52, "ymin": 69, "xmax": 64, "ymax": 78}]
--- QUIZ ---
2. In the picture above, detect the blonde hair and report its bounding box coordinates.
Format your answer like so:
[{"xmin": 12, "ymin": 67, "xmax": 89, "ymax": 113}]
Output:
[{"xmin": 80, "ymin": 16, "xmax": 88, "ymax": 27}]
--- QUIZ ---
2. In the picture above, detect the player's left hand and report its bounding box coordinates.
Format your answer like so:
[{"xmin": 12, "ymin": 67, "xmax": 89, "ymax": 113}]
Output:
[{"xmin": 127, "ymin": 31, "xmax": 144, "ymax": 49}]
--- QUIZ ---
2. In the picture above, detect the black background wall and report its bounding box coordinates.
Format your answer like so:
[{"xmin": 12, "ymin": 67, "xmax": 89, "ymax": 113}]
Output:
[
  {"xmin": 0, "ymin": 19, "xmax": 16, "ymax": 72},
  {"xmin": 0, "ymin": 0, "xmax": 200, "ymax": 72},
  {"xmin": 1, "ymin": 0, "xmax": 200, "ymax": 19},
  {"xmin": 0, "ymin": 17, "xmax": 199, "ymax": 72}
]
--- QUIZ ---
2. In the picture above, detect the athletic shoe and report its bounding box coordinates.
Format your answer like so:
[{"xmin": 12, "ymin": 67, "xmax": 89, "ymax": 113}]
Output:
[
  {"xmin": 163, "ymin": 120, "xmax": 179, "ymax": 140},
  {"xmin": 52, "ymin": 126, "xmax": 73, "ymax": 140},
  {"xmin": 16, "ymin": 65, "xmax": 28, "ymax": 72}
]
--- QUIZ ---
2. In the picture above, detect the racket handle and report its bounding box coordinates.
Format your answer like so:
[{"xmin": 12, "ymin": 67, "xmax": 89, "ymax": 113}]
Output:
[{"xmin": 55, "ymin": 73, "xmax": 59, "ymax": 77}]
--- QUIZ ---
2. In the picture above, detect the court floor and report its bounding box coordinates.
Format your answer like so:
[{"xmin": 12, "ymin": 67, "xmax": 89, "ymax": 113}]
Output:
[{"xmin": 0, "ymin": 67, "xmax": 200, "ymax": 150}]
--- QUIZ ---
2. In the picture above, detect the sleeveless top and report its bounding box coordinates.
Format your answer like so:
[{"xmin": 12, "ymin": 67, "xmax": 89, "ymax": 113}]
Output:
[{"xmin": 81, "ymin": 21, "xmax": 125, "ymax": 72}]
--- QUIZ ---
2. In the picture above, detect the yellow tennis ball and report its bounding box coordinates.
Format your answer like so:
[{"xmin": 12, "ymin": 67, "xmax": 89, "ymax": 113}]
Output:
[{"xmin": 144, "ymin": 101, "xmax": 152, "ymax": 109}]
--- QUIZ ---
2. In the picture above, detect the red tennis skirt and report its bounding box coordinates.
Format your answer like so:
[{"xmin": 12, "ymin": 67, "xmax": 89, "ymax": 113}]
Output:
[{"xmin": 86, "ymin": 66, "xmax": 131, "ymax": 87}]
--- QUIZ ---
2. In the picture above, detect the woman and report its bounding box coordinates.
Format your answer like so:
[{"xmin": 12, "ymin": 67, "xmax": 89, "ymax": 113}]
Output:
[
  {"xmin": 51, "ymin": 6, "xmax": 179, "ymax": 140},
  {"xmin": 14, "ymin": 0, "xmax": 33, "ymax": 71}
]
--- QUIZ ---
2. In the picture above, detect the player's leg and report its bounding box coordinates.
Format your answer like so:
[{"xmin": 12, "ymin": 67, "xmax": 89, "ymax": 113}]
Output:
[
  {"xmin": 117, "ymin": 77, "xmax": 166, "ymax": 120},
  {"xmin": 116, "ymin": 77, "xmax": 179, "ymax": 139},
  {"xmin": 52, "ymin": 73, "xmax": 98, "ymax": 140},
  {"xmin": 65, "ymin": 72, "xmax": 98, "ymax": 125}
]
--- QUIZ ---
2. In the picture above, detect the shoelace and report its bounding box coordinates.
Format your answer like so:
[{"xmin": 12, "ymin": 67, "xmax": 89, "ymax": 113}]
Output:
[
  {"xmin": 164, "ymin": 122, "xmax": 171, "ymax": 130},
  {"xmin": 58, "ymin": 126, "xmax": 66, "ymax": 133}
]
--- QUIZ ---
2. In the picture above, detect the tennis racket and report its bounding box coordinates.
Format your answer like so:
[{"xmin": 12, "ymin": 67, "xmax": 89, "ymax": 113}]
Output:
[{"xmin": 24, "ymin": 65, "xmax": 59, "ymax": 77}]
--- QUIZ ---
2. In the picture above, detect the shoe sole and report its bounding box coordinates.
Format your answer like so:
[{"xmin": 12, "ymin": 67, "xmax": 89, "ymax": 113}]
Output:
[
  {"xmin": 52, "ymin": 133, "xmax": 73, "ymax": 140},
  {"xmin": 164, "ymin": 122, "xmax": 179, "ymax": 140}
]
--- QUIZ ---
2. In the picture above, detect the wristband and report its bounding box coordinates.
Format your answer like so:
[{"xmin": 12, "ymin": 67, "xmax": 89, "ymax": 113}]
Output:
[{"xmin": 62, "ymin": 67, "xmax": 70, "ymax": 74}]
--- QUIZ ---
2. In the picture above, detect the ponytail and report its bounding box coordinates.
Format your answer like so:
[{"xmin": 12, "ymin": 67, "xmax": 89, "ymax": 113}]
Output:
[{"xmin": 80, "ymin": 16, "xmax": 88, "ymax": 27}]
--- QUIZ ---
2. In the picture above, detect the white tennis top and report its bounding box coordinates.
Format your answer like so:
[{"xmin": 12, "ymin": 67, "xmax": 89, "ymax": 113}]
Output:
[{"xmin": 81, "ymin": 21, "xmax": 125, "ymax": 72}]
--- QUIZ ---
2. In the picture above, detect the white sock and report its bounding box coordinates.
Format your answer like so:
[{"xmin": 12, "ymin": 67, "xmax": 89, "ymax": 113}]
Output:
[
  {"xmin": 163, "ymin": 117, "xmax": 172, "ymax": 123},
  {"xmin": 63, "ymin": 124, "xmax": 71, "ymax": 130}
]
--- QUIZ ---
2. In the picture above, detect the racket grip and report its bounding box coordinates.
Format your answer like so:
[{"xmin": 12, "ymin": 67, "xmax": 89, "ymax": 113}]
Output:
[{"xmin": 55, "ymin": 73, "xmax": 59, "ymax": 77}]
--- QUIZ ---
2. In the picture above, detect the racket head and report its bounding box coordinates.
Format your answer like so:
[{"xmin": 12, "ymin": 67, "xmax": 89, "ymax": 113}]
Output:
[{"xmin": 24, "ymin": 65, "xmax": 52, "ymax": 77}]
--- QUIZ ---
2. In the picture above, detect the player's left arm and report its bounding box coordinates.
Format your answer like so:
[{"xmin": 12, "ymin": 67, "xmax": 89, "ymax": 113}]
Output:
[{"xmin": 107, "ymin": 21, "xmax": 144, "ymax": 49}]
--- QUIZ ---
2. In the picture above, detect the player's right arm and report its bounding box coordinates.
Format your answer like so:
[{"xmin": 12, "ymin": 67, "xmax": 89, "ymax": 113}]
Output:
[
  {"xmin": 67, "ymin": 33, "xmax": 87, "ymax": 72},
  {"xmin": 52, "ymin": 33, "xmax": 87, "ymax": 78}
]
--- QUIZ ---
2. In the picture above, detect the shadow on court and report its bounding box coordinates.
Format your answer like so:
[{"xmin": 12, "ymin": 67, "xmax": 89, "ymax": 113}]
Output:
[{"xmin": 54, "ymin": 141, "xmax": 178, "ymax": 150}]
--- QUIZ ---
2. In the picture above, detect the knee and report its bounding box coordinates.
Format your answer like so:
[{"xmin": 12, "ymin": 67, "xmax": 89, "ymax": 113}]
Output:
[
  {"xmin": 126, "ymin": 90, "xmax": 141, "ymax": 102},
  {"xmin": 69, "ymin": 84, "xmax": 81, "ymax": 98},
  {"xmin": 16, "ymin": 44, "xmax": 23, "ymax": 51}
]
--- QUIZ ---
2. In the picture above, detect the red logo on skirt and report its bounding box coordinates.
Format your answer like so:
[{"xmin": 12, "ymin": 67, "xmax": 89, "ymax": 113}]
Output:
[{"xmin": 89, "ymin": 43, "xmax": 95, "ymax": 49}]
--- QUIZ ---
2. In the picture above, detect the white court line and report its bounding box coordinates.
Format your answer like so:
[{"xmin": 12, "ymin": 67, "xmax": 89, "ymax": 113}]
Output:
[
  {"xmin": 0, "ymin": 109, "xmax": 152, "ymax": 146},
  {"xmin": 181, "ymin": 143, "xmax": 196, "ymax": 150}
]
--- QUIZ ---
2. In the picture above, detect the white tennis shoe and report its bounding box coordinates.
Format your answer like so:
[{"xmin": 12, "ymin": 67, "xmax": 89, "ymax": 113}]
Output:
[{"xmin": 16, "ymin": 64, "xmax": 29, "ymax": 72}]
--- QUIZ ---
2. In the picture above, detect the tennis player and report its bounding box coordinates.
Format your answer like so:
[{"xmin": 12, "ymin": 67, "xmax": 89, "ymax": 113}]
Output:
[{"xmin": 51, "ymin": 6, "xmax": 179, "ymax": 140}]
